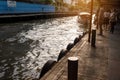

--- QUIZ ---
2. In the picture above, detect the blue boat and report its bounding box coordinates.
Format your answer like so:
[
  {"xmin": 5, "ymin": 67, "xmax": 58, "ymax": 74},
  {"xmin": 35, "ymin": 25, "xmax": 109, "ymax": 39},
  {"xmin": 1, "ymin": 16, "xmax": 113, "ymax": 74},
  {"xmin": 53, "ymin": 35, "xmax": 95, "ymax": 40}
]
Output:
[{"xmin": 0, "ymin": 0, "xmax": 55, "ymax": 14}]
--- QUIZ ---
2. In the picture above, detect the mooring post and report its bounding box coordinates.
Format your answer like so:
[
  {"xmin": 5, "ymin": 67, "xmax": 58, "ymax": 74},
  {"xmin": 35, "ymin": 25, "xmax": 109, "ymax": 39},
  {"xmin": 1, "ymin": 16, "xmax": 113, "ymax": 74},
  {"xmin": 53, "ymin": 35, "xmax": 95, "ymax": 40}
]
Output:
[
  {"xmin": 91, "ymin": 28, "xmax": 96, "ymax": 47},
  {"xmin": 68, "ymin": 57, "xmax": 78, "ymax": 80}
]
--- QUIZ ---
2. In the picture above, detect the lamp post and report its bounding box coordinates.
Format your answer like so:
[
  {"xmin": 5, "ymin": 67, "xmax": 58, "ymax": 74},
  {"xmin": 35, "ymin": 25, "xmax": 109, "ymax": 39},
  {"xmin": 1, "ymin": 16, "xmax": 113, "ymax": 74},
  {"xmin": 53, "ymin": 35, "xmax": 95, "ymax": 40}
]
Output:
[{"xmin": 88, "ymin": 0, "xmax": 93, "ymax": 42}]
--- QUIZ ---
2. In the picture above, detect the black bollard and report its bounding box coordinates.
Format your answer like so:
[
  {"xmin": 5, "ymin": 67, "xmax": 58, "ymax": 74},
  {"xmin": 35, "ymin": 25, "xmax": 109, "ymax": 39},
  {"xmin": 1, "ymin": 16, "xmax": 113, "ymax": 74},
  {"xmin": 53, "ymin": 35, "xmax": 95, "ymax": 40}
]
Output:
[
  {"xmin": 91, "ymin": 29, "xmax": 96, "ymax": 47},
  {"xmin": 68, "ymin": 57, "xmax": 78, "ymax": 80}
]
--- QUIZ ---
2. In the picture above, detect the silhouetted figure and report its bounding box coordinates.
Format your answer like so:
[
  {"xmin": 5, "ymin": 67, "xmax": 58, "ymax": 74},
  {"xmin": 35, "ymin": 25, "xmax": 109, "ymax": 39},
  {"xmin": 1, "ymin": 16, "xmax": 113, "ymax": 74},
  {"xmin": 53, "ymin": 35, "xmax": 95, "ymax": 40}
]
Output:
[
  {"xmin": 98, "ymin": 7, "xmax": 104, "ymax": 35},
  {"xmin": 103, "ymin": 9, "xmax": 110, "ymax": 30},
  {"xmin": 109, "ymin": 9, "xmax": 117, "ymax": 34}
]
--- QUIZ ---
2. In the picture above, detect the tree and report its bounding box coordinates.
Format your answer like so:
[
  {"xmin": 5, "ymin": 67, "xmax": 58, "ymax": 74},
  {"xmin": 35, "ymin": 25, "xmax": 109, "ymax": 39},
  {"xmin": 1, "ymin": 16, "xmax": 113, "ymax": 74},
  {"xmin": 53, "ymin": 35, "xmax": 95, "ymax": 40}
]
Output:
[
  {"xmin": 45, "ymin": 0, "xmax": 53, "ymax": 4},
  {"xmin": 54, "ymin": 0, "xmax": 64, "ymax": 11}
]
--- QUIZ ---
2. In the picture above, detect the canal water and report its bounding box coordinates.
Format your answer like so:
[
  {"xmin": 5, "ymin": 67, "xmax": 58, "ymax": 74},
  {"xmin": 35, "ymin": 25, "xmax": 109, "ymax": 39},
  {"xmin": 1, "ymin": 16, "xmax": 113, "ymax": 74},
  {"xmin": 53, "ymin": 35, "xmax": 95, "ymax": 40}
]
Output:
[{"xmin": 0, "ymin": 16, "xmax": 85, "ymax": 80}]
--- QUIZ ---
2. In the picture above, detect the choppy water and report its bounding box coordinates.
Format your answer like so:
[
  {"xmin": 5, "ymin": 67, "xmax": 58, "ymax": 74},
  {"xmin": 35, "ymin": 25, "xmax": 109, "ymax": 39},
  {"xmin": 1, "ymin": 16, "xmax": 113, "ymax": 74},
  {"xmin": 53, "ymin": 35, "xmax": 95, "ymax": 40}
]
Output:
[{"xmin": 0, "ymin": 16, "xmax": 85, "ymax": 80}]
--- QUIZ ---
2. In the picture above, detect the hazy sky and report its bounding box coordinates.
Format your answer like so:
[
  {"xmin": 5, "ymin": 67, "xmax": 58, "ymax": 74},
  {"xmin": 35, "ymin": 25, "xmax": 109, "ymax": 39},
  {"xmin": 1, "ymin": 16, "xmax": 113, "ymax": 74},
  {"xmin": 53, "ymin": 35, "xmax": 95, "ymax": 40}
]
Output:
[
  {"xmin": 64, "ymin": 0, "xmax": 90, "ymax": 4},
  {"xmin": 64, "ymin": 0, "xmax": 71, "ymax": 4}
]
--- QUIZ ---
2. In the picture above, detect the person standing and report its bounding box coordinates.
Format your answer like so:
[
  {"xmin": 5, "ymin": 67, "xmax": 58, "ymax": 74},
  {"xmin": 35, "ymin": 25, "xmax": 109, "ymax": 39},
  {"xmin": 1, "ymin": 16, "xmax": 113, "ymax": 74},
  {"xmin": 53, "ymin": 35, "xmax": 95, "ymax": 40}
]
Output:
[
  {"xmin": 103, "ymin": 10, "xmax": 110, "ymax": 30},
  {"xmin": 109, "ymin": 9, "xmax": 117, "ymax": 34},
  {"xmin": 98, "ymin": 7, "xmax": 104, "ymax": 35}
]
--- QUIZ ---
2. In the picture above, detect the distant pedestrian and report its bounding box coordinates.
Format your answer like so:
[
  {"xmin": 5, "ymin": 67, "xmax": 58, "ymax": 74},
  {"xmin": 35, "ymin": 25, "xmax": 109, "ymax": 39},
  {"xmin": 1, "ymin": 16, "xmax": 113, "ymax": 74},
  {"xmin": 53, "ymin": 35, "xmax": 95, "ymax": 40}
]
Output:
[
  {"xmin": 103, "ymin": 10, "xmax": 110, "ymax": 30},
  {"xmin": 109, "ymin": 9, "xmax": 117, "ymax": 34},
  {"xmin": 98, "ymin": 7, "xmax": 104, "ymax": 35}
]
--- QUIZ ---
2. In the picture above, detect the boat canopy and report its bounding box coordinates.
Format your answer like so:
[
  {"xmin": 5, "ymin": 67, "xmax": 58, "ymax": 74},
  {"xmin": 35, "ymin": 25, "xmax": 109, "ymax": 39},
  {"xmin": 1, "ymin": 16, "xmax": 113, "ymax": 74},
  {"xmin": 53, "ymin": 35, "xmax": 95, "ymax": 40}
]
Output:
[{"xmin": 79, "ymin": 12, "xmax": 90, "ymax": 16}]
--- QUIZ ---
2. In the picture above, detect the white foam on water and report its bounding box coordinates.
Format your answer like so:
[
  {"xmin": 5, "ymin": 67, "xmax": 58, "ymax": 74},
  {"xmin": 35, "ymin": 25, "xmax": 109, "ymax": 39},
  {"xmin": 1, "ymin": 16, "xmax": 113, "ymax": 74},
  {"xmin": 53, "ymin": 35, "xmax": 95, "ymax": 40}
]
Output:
[
  {"xmin": 1, "ymin": 16, "xmax": 84, "ymax": 80},
  {"xmin": 5, "ymin": 37, "xmax": 17, "ymax": 42},
  {"xmin": 18, "ymin": 16, "xmax": 83, "ymax": 79},
  {"xmin": 0, "ymin": 72, "xmax": 5, "ymax": 78}
]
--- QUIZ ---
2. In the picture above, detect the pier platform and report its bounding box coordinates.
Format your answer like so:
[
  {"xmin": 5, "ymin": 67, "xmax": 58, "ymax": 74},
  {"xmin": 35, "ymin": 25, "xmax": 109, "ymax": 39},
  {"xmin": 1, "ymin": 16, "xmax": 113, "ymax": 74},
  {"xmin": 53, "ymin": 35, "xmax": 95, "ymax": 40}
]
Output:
[{"xmin": 40, "ymin": 23, "xmax": 120, "ymax": 80}]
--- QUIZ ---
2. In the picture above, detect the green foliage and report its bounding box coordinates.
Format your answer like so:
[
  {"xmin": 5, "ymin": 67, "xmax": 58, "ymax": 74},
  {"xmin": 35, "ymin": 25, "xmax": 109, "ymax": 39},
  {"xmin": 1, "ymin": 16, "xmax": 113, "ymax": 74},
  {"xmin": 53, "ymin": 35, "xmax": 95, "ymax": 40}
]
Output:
[
  {"xmin": 39, "ymin": 0, "xmax": 53, "ymax": 4},
  {"xmin": 87, "ymin": 0, "xmax": 100, "ymax": 12}
]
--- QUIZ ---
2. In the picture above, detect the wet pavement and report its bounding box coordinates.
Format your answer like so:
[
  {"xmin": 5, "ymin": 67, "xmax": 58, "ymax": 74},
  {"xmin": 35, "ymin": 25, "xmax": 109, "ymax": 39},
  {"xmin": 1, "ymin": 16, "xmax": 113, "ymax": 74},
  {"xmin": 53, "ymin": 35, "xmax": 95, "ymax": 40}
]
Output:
[{"xmin": 108, "ymin": 23, "xmax": 120, "ymax": 80}]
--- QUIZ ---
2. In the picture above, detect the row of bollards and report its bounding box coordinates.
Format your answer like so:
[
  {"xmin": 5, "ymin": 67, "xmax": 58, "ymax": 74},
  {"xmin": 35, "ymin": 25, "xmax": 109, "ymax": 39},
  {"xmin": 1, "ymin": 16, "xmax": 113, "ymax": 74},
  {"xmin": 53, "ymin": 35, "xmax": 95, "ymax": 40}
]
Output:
[
  {"xmin": 68, "ymin": 29, "xmax": 96, "ymax": 80},
  {"xmin": 67, "ymin": 29, "xmax": 96, "ymax": 80},
  {"xmin": 39, "ymin": 32, "xmax": 88, "ymax": 79}
]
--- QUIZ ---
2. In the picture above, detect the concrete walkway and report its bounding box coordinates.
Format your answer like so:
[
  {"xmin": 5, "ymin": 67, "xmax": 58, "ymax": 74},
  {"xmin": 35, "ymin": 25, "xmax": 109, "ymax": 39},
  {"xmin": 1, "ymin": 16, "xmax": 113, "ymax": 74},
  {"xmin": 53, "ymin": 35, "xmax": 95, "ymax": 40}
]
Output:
[
  {"xmin": 40, "ymin": 23, "xmax": 120, "ymax": 80},
  {"xmin": 108, "ymin": 23, "xmax": 120, "ymax": 80}
]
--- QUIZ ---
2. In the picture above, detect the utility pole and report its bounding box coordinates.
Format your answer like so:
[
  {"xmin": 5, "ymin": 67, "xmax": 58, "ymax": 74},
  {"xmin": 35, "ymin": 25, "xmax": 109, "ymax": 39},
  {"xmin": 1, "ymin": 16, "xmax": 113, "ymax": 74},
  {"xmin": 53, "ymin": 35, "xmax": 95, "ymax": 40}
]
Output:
[{"xmin": 88, "ymin": 0, "xmax": 93, "ymax": 42}]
